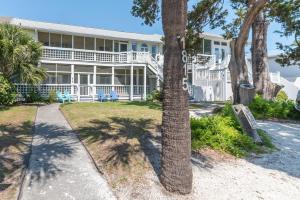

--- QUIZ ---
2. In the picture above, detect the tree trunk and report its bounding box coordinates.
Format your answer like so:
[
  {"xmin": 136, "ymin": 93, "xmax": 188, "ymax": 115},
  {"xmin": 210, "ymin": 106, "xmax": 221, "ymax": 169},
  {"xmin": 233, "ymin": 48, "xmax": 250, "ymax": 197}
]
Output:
[
  {"xmin": 160, "ymin": 0, "xmax": 192, "ymax": 194},
  {"xmin": 228, "ymin": 0, "xmax": 267, "ymax": 104},
  {"xmin": 252, "ymin": 11, "xmax": 282, "ymax": 100}
]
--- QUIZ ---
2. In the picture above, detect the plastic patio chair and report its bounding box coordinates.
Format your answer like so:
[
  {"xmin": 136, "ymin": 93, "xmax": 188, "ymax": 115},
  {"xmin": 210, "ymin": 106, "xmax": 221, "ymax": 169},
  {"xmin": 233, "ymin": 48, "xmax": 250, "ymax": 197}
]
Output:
[
  {"xmin": 63, "ymin": 90, "xmax": 71, "ymax": 103},
  {"xmin": 98, "ymin": 90, "xmax": 108, "ymax": 102},
  {"xmin": 56, "ymin": 91, "xmax": 68, "ymax": 103},
  {"xmin": 110, "ymin": 91, "xmax": 119, "ymax": 101}
]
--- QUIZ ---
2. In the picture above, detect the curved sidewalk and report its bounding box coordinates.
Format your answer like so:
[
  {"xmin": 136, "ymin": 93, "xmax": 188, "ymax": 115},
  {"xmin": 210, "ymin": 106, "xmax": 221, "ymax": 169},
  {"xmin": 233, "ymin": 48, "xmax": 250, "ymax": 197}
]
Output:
[{"xmin": 19, "ymin": 104, "xmax": 115, "ymax": 200}]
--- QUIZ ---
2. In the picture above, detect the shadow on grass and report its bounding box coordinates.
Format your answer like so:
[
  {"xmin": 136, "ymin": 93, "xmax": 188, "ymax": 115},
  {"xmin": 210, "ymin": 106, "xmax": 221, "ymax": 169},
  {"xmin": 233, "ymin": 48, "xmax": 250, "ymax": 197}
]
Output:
[
  {"xmin": 76, "ymin": 117, "xmax": 161, "ymax": 176},
  {"xmin": 0, "ymin": 121, "xmax": 76, "ymax": 189},
  {"xmin": 0, "ymin": 121, "xmax": 32, "ymax": 191}
]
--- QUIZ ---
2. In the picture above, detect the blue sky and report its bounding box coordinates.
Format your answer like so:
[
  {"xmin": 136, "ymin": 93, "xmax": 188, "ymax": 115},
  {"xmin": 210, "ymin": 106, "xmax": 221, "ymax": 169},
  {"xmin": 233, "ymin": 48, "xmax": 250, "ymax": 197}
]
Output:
[{"xmin": 0, "ymin": 0, "xmax": 292, "ymax": 54}]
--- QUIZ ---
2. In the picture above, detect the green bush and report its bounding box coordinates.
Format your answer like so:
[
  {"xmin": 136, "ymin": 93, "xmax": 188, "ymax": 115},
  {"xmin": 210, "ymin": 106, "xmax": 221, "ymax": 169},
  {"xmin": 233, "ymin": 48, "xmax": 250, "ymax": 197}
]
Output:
[
  {"xmin": 249, "ymin": 95, "xmax": 300, "ymax": 120},
  {"xmin": 24, "ymin": 90, "xmax": 44, "ymax": 103},
  {"xmin": 147, "ymin": 90, "xmax": 163, "ymax": 102},
  {"xmin": 191, "ymin": 103, "xmax": 275, "ymax": 157},
  {"xmin": 0, "ymin": 75, "xmax": 17, "ymax": 105},
  {"xmin": 276, "ymin": 90, "xmax": 288, "ymax": 102},
  {"xmin": 47, "ymin": 90, "xmax": 57, "ymax": 104}
]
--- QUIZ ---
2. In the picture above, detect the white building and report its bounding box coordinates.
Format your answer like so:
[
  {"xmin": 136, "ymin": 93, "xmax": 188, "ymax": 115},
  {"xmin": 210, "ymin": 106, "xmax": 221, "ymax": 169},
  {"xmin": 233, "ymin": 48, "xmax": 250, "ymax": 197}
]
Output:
[{"xmin": 0, "ymin": 17, "xmax": 232, "ymax": 102}]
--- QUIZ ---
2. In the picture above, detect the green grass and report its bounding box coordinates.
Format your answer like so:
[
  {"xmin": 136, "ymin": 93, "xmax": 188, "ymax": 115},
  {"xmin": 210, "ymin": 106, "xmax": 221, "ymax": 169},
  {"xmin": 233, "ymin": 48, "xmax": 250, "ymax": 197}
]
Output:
[{"xmin": 0, "ymin": 105, "xmax": 37, "ymax": 200}]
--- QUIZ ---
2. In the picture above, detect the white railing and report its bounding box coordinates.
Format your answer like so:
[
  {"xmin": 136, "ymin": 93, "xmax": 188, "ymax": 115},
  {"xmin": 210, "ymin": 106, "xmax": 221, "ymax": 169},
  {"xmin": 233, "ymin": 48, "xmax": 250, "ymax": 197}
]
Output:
[
  {"xmin": 42, "ymin": 47, "xmax": 155, "ymax": 64},
  {"xmin": 14, "ymin": 84, "xmax": 152, "ymax": 102}
]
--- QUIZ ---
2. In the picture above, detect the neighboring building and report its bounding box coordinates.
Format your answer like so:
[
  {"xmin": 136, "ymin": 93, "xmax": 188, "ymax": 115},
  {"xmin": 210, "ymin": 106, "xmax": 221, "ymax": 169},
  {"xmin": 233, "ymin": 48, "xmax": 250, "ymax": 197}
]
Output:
[
  {"xmin": 267, "ymin": 54, "xmax": 300, "ymax": 100},
  {"xmin": 0, "ymin": 17, "xmax": 232, "ymax": 102}
]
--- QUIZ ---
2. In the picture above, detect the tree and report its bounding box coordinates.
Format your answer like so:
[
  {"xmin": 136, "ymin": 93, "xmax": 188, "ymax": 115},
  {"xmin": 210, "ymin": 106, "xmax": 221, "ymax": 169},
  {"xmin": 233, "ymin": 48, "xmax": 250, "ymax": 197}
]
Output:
[
  {"xmin": 251, "ymin": 11, "xmax": 282, "ymax": 100},
  {"xmin": 0, "ymin": 24, "xmax": 46, "ymax": 84},
  {"xmin": 132, "ymin": 0, "xmax": 192, "ymax": 194},
  {"xmin": 270, "ymin": 0, "xmax": 300, "ymax": 67}
]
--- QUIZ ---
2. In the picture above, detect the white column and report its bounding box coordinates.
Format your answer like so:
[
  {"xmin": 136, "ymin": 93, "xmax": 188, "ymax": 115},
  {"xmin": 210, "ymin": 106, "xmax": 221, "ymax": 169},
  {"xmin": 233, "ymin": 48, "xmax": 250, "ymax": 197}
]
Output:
[
  {"xmin": 143, "ymin": 65, "xmax": 147, "ymax": 100},
  {"xmin": 130, "ymin": 64, "xmax": 134, "ymax": 101},
  {"xmin": 112, "ymin": 66, "xmax": 115, "ymax": 91},
  {"xmin": 71, "ymin": 64, "xmax": 74, "ymax": 95},
  {"xmin": 93, "ymin": 66, "xmax": 97, "ymax": 96},
  {"xmin": 34, "ymin": 29, "xmax": 38, "ymax": 42}
]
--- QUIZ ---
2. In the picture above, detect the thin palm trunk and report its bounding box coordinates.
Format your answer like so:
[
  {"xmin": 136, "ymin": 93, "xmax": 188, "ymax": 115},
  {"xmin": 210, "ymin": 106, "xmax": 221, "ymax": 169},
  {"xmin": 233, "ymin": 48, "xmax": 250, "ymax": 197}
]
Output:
[{"xmin": 160, "ymin": 0, "xmax": 192, "ymax": 194}]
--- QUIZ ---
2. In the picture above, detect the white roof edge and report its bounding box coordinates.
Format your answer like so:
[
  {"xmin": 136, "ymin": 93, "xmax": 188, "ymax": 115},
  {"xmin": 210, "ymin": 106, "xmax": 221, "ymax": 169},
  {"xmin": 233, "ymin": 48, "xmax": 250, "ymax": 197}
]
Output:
[
  {"xmin": 0, "ymin": 17, "xmax": 228, "ymax": 43},
  {"xmin": 0, "ymin": 17, "xmax": 163, "ymax": 43}
]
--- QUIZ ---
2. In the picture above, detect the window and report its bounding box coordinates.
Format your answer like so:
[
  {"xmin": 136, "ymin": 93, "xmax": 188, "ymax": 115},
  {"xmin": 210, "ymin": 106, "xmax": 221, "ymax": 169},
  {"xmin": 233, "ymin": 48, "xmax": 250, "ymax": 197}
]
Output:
[
  {"xmin": 44, "ymin": 73, "xmax": 56, "ymax": 84},
  {"xmin": 62, "ymin": 35, "xmax": 72, "ymax": 48},
  {"xmin": 74, "ymin": 65, "xmax": 94, "ymax": 73},
  {"xmin": 114, "ymin": 69, "xmax": 130, "ymax": 85},
  {"xmin": 57, "ymin": 73, "xmax": 71, "ymax": 84},
  {"xmin": 56, "ymin": 64, "xmax": 71, "ymax": 72},
  {"xmin": 114, "ymin": 41, "xmax": 119, "ymax": 52},
  {"xmin": 41, "ymin": 63, "xmax": 56, "ymax": 71},
  {"xmin": 74, "ymin": 36, "xmax": 84, "ymax": 49},
  {"xmin": 214, "ymin": 41, "xmax": 220, "ymax": 45},
  {"xmin": 151, "ymin": 45, "xmax": 157, "ymax": 58},
  {"xmin": 120, "ymin": 43, "xmax": 128, "ymax": 52},
  {"xmin": 96, "ymin": 39, "xmax": 105, "ymax": 51},
  {"xmin": 141, "ymin": 43, "xmax": 148, "ymax": 52},
  {"xmin": 85, "ymin": 37, "xmax": 95, "ymax": 50},
  {"xmin": 221, "ymin": 42, "xmax": 228, "ymax": 46},
  {"xmin": 97, "ymin": 66, "xmax": 112, "ymax": 74},
  {"xmin": 105, "ymin": 40, "xmax": 113, "ymax": 52},
  {"xmin": 50, "ymin": 33, "xmax": 61, "ymax": 47},
  {"xmin": 204, "ymin": 39, "xmax": 212, "ymax": 55},
  {"xmin": 96, "ymin": 75, "xmax": 112, "ymax": 84},
  {"xmin": 38, "ymin": 32, "xmax": 49, "ymax": 46},
  {"xmin": 132, "ymin": 42, "xmax": 137, "ymax": 51}
]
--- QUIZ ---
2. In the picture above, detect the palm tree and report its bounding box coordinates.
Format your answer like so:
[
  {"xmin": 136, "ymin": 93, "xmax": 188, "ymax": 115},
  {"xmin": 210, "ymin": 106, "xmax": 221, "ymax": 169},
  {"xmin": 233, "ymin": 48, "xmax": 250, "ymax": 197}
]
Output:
[
  {"xmin": 0, "ymin": 24, "xmax": 46, "ymax": 84},
  {"xmin": 132, "ymin": 0, "xmax": 192, "ymax": 194}
]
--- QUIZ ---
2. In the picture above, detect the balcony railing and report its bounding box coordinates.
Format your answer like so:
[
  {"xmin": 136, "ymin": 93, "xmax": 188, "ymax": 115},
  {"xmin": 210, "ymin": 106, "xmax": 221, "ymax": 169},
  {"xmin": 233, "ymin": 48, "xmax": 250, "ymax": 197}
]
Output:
[{"xmin": 41, "ymin": 46, "xmax": 154, "ymax": 64}]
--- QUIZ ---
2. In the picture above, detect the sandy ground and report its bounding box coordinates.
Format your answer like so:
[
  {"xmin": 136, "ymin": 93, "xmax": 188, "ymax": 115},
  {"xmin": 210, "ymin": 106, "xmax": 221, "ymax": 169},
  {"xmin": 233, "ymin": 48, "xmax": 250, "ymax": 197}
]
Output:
[{"xmin": 117, "ymin": 120, "xmax": 300, "ymax": 200}]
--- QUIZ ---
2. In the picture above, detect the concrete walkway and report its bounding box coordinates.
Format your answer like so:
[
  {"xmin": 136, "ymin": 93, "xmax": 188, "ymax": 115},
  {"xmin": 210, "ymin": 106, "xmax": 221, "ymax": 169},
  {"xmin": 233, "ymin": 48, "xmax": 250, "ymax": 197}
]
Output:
[{"xmin": 20, "ymin": 104, "xmax": 115, "ymax": 200}]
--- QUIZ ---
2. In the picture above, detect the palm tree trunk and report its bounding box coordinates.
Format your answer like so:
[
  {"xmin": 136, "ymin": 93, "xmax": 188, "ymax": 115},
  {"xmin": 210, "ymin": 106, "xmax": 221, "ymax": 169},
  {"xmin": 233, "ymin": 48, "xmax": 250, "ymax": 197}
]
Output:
[
  {"xmin": 251, "ymin": 11, "xmax": 282, "ymax": 100},
  {"xmin": 160, "ymin": 0, "xmax": 192, "ymax": 194}
]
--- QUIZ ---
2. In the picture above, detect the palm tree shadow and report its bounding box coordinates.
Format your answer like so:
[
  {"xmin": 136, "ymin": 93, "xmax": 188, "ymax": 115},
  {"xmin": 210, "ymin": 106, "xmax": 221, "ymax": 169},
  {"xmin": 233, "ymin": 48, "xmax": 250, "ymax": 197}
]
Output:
[
  {"xmin": 77, "ymin": 117, "xmax": 162, "ymax": 176},
  {"xmin": 26, "ymin": 123, "xmax": 76, "ymax": 186}
]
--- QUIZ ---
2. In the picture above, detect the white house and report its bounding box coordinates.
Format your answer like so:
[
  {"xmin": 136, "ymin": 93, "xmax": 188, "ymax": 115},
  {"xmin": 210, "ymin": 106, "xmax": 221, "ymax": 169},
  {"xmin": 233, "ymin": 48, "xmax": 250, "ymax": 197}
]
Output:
[{"xmin": 0, "ymin": 17, "xmax": 232, "ymax": 102}]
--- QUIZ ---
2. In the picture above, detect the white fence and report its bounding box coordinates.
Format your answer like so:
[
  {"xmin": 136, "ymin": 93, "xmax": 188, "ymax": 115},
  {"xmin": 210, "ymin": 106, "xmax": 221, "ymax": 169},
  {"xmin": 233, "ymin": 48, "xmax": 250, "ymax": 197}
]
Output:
[{"xmin": 191, "ymin": 68, "xmax": 227, "ymax": 102}]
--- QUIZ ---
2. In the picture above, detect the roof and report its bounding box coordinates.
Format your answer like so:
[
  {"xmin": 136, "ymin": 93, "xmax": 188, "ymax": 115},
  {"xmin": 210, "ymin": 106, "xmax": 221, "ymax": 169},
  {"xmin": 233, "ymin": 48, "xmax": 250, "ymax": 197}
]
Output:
[
  {"xmin": 0, "ymin": 17, "xmax": 163, "ymax": 43},
  {"xmin": 0, "ymin": 17, "xmax": 229, "ymax": 43}
]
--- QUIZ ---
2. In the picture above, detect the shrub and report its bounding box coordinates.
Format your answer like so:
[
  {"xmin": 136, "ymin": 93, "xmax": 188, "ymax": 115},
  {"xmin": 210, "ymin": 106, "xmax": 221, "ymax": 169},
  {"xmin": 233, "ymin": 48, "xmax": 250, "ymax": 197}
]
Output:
[
  {"xmin": 276, "ymin": 90, "xmax": 288, "ymax": 102},
  {"xmin": 191, "ymin": 115, "xmax": 256, "ymax": 157},
  {"xmin": 147, "ymin": 90, "xmax": 163, "ymax": 102},
  {"xmin": 191, "ymin": 103, "xmax": 276, "ymax": 157},
  {"xmin": 47, "ymin": 90, "xmax": 57, "ymax": 104},
  {"xmin": 0, "ymin": 75, "xmax": 17, "ymax": 105},
  {"xmin": 24, "ymin": 90, "xmax": 44, "ymax": 103},
  {"xmin": 249, "ymin": 95, "xmax": 300, "ymax": 120}
]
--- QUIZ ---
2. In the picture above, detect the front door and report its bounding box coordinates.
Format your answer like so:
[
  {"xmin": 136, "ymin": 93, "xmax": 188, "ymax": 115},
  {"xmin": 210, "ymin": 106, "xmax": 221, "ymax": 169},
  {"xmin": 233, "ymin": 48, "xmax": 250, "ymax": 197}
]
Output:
[{"xmin": 79, "ymin": 74, "xmax": 89, "ymax": 96}]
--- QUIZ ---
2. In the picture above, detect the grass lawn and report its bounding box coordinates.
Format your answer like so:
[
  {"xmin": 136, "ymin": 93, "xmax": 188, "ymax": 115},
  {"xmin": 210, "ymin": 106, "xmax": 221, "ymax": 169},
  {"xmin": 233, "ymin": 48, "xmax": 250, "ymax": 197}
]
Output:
[
  {"xmin": 0, "ymin": 106, "xmax": 37, "ymax": 200},
  {"xmin": 61, "ymin": 102, "xmax": 162, "ymax": 192}
]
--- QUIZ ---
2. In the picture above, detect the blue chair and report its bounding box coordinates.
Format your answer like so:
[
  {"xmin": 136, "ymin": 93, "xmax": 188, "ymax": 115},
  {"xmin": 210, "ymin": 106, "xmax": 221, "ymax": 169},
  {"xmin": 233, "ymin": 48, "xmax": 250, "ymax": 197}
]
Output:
[
  {"xmin": 110, "ymin": 91, "xmax": 119, "ymax": 101},
  {"xmin": 98, "ymin": 90, "xmax": 108, "ymax": 102},
  {"xmin": 56, "ymin": 91, "xmax": 68, "ymax": 103},
  {"xmin": 63, "ymin": 90, "xmax": 71, "ymax": 102}
]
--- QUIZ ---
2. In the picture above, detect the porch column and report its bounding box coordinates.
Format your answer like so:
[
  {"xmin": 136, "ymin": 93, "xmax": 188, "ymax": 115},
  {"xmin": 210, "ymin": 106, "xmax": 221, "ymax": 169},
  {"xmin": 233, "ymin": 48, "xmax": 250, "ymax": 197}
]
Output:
[
  {"xmin": 143, "ymin": 65, "xmax": 147, "ymax": 100},
  {"xmin": 130, "ymin": 64, "xmax": 134, "ymax": 101},
  {"xmin": 71, "ymin": 64, "xmax": 74, "ymax": 95},
  {"xmin": 112, "ymin": 66, "xmax": 115, "ymax": 91},
  {"xmin": 93, "ymin": 66, "xmax": 97, "ymax": 96}
]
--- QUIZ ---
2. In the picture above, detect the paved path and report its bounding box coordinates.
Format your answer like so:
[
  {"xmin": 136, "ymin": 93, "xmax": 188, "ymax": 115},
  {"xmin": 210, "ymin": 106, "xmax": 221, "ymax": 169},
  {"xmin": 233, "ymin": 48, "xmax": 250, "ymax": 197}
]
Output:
[{"xmin": 20, "ymin": 104, "xmax": 115, "ymax": 200}]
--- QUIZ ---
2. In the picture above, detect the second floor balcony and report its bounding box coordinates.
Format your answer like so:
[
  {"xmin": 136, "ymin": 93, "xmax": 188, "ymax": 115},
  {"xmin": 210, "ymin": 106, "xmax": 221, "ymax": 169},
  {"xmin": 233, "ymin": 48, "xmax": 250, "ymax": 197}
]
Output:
[{"xmin": 41, "ymin": 46, "xmax": 163, "ymax": 65}]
